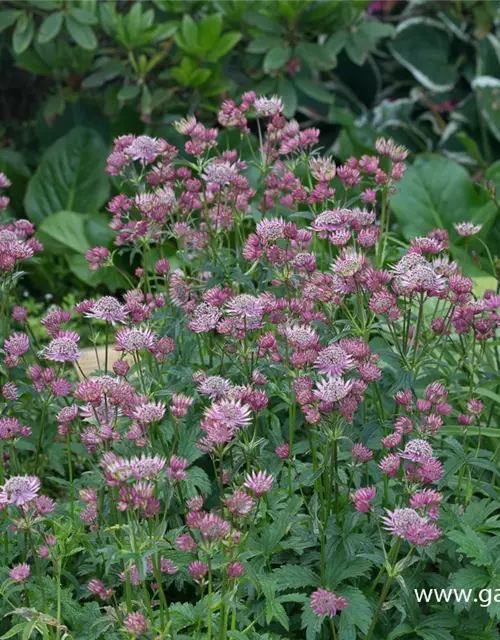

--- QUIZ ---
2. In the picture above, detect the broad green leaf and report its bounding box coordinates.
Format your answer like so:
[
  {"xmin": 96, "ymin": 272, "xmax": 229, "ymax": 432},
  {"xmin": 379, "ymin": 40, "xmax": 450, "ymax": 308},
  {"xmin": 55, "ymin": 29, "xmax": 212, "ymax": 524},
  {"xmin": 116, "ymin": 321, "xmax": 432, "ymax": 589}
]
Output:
[
  {"xmin": 65, "ymin": 15, "xmax": 97, "ymax": 50},
  {"xmin": 345, "ymin": 20, "xmax": 395, "ymax": 66},
  {"xmin": 68, "ymin": 7, "xmax": 98, "ymax": 25},
  {"xmin": 391, "ymin": 154, "xmax": 497, "ymax": 238},
  {"xmin": 117, "ymin": 84, "xmax": 140, "ymax": 101},
  {"xmin": 38, "ymin": 211, "xmax": 91, "ymax": 255},
  {"xmin": 278, "ymin": 76, "xmax": 297, "ymax": 117},
  {"xmin": 273, "ymin": 564, "xmax": 320, "ymax": 590},
  {"xmin": 206, "ymin": 31, "xmax": 241, "ymax": 62},
  {"xmin": 37, "ymin": 11, "xmax": 63, "ymax": 43},
  {"xmin": 0, "ymin": 10, "xmax": 21, "ymax": 33},
  {"xmin": 13, "ymin": 13, "xmax": 35, "ymax": 55},
  {"xmin": 243, "ymin": 11, "xmax": 285, "ymax": 34},
  {"xmin": 472, "ymin": 76, "xmax": 500, "ymax": 142},
  {"xmin": 389, "ymin": 18, "xmax": 457, "ymax": 92},
  {"xmin": 24, "ymin": 127, "xmax": 109, "ymax": 224},
  {"xmin": 295, "ymin": 71, "xmax": 333, "ymax": 104},
  {"xmin": 198, "ymin": 13, "xmax": 222, "ymax": 51},
  {"xmin": 263, "ymin": 45, "xmax": 291, "ymax": 72},
  {"xmin": 180, "ymin": 14, "xmax": 198, "ymax": 49},
  {"xmin": 247, "ymin": 35, "xmax": 282, "ymax": 54}
]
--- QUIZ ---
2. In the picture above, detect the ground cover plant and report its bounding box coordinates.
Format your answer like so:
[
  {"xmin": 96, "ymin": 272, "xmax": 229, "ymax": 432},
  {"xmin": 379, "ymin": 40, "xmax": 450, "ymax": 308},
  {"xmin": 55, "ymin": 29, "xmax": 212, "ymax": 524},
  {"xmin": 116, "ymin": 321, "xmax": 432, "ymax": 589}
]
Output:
[{"xmin": 0, "ymin": 93, "xmax": 500, "ymax": 640}]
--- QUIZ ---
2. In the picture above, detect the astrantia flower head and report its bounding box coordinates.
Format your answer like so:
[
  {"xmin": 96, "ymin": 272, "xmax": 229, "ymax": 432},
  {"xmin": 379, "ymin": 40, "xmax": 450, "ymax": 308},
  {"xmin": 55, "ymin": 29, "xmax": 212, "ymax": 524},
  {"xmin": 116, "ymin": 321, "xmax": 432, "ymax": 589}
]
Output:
[
  {"xmin": 125, "ymin": 135, "xmax": 163, "ymax": 163},
  {"xmin": 133, "ymin": 401, "xmax": 166, "ymax": 424},
  {"xmin": 85, "ymin": 296, "xmax": 128, "ymax": 323},
  {"xmin": 168, "ymin": 456, "xmax": 189, "ymax": 481},
  {"xmin": 187, "ymin": 303, "xmax": 221, "ymax": 333},
  {"xmin": 384, "ymin": 508, "xmax": 441, "ymax": 546},
  {"xmin": 201, "ymin": 160, "xmax": 235, "ymax": 185},
  {"xmin": 0, "ymin": 475, "xmax": 41, "ymax": 505},
  {"xmin": 315, "ymin": 344, "xmax": 353, "ymax": 375},
  {"xmin": 401, "ymin": 439, "xmax": 433, "ymax": 463},
  {"xmin": 226, "ymin": 294, "xmax": 264, "ymax": 318},
  {"xmin": 124, "ymin": 611, "xmax": 149, "ymax": 636},
  {"xmin": 115, "ymin": 327, "xmax": 156, "ymax": 352},
  {"xmin": 351, "ymin": 443, "xmax": 373, "ymax": 463},
  {"xmin": 9, "ymin": 563, "xmax": 30, "ymax": 583},
  {"xmin": 256, "ymin": 218, "xmax": 286, "ymax": 243},
  {"xmin": 4, "ymin": 332, "xmax": 29, "ymax": 358},
  {"xmin": 204, "ymin": 399, "xmax": 252, "ymax": 430},
  {"xmin": 244, "ymin": 470, "xmax": 273, "ymax": 497},
  {"xmin": 189, "ymin": 561, "xmax": 209, "ymax": 581},
  {"xmin": 198, "ymin": 375, "xmax": 232, "ymax": 398},
  {"xmin": 227, "ymin": 561, "xmax": 245, "ymax": 578},
  {"xmin": 454, "ymin": 222, "xmax": 482, "ymax": 237},
  {"xmin": 310, "ymin": 588, "xmax": 348, "ymax": 617},
  {"xmin": 350, "ymin": 487, "xmax": 376, "ymax": 512},
  {"xmin": 254, "ymin": 95, "xmax": 283, "ymax": 116},
  {"xmin": 314, "ymin": 376, "xmax": 352, "ymax": 403},
  {"xmin": 199, "ymin": 513, "xmax": 231, "ymax": 541},
  {"xmin": 130, "ymin": 455, "xmax": 166, "ymax": 479},
  {"xmin": 225, "ymin": 489, "xmax": 254, "ymax": 516},
  {"xmin": 283, "ymin": 324, "xmax": 319, "ymax": 350},
  {"xmin": 40, "ymin": 331, "xmax": 80, "ymax": 362}
]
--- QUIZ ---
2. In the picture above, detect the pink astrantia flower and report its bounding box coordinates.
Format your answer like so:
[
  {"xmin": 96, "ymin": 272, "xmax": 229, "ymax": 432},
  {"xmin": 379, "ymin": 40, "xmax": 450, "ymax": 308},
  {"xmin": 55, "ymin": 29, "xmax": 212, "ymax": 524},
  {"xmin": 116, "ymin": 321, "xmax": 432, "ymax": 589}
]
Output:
[
  {"xmin": 124, "ymin": 611, "xmax": 149, "ymax": 636},
  {"xmin": 350, "ymin": 487, "xmax": 376, "ymax": 512},
  {"xmin": 454, "ymin": 222, "xmax": 482, "ymax": 237},
  {"xmin": 9, "ymin": 563, "xmax": 30, "ymax": 582},
  {"xmin": 188, "ymin": 561, "xmax": 209, "ymax": 581},
  {"xmin": 314, "ymin": 376, "xmax": 352, "ymax": 403},
  {"xmin": 383, "ymin": 508, "xmax": 441, "ymax": 546},
  {"xmin": 225, "ymin": 489, "xmax": 254, "ymax": 516},
  {"xmin": 0, "ymin": 475, "xmax": 41, "ymax": 505},
  {"xmin": 310, "ymin": 588, "xmax": 348, "ymax": 617},
  {"xmin": 40, "ymin": 331, "xmax": 80, "ymax": 362},
  {"xmin": 244, "ymin": 470, "xmax": 273, "ymax": 497},
  {"xmin": 400, "ymin": 439, "xmax": 433, "ymax": 463},
  {"xmin": 315, "ymin": 344, "xmax": 353, "ymax": 375},
  {"xmin": 4, "ymin": 332, "xmax": 29, "ymax": 358},
  {"xmin": 85, "ymin": 296, "xmax": 128, "ymax": 324}
]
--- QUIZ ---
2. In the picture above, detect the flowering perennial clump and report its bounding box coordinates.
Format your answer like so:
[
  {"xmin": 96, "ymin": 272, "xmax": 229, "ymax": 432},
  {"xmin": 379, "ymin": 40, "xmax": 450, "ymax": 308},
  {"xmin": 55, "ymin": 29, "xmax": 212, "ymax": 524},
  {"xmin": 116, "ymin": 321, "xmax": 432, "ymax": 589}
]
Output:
[{"xmin": 0, "ymin": 93, "xmax": 498, "ymax": 639}]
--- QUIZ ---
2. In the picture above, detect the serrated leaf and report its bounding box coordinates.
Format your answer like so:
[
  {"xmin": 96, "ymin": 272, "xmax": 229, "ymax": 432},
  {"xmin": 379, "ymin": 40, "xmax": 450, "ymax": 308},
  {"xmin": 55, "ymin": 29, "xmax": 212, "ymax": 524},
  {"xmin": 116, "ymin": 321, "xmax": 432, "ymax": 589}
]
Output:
[
  {"xmin": 338, "ymin": 586, "xmax": 373, "ymax": 634},
  {"xmin": 273, "ymin": 565, "xmax": 320, "ymax": 591},
  {"xmin": 447, "ymin": 526, "xmax": 493, "ymax": 566}
]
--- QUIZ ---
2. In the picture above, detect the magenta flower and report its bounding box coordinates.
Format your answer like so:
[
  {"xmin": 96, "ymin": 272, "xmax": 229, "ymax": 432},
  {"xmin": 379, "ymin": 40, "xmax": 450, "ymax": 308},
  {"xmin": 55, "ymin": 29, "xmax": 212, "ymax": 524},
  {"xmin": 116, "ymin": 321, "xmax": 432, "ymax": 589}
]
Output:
[
  {"xmin": 199, "ymin": 513, "xmax": 231, "ymax": 542},
  {"xmin": 198, "ymin": 375, "xmax": 232, "ymax": 398},
  {"xmin": 275, "ymin": 443, "xmax": 290, "ymax": 459},
  {"xmin": 379, "ymin": 454, "xmax": 401, "ymax": 477},
  {"xmin": 133, "ymin": 401, "xmax": 166, "ymax": 424},
  {"xmin": 310, "ymin": 588, "xmax": 348, "ymax": 617},
  {"xmin": 351, "ymin": 443, "xmax": 373, "ymax": 464},
  {"xmin": 85, "ymin": 296, "xmax": 128, "ymax": 323},
  {"xmin": 189, "ymin": 561, "xmax": 209, "ymax": 581},
  {"xmin": 40, "ymin": 331, "xmax": 80, "ymax": 362},
  {"xmin": 204, "ymin": 399, "xmax": 252, "ymax": 430},
  {"xmin": 227, "ymin": 561, "xmax": 245, "ymax": 578},
  {"xmin": 226, "ymin": 294, "xmax": 264, "ymax": 319},
  {"xmin": 124, "ymin": 611, "xmax": 149, "ymax": 636},
  {"xmin": 130, "ymin": 455, "xmax": 166, "ymax": 480},
  {"xmin": 0, "ymin": 475, "xmax": 40, "ymax": 506},
  {"xmin": 115, "ymin": 327, "xmax": 156, "ymax": 352},
  {"xmin": 383, "ymin": 507, "xmax": 442, "ymax": 546},
  {"xmin": 315, "ymin": 344, "xmax": 353, "ymax": 375},
  {"xmin": 244, "ymin": 470, "xmax": 273, "ymax": 497},
  {"xmin": 4, "ymin": 332, "xmax": 29, "ymax": 358},
  {"xmin": 314, "ymin": 376, "xmax": 351, "ymax": 404},
  {"xmin": 177, "ymin": 534, "xmax": 197, "ymax": 551},
  {"xmin": 168, "ymin": 456, "xmax": 189, "ymax": 481},
  {"xmin": 350, "ymin": 487, "xmax": 376, "ymax": 512},
  {"xmin": 225, "ymin": 489, "xmax": 254, "ymax": 516},
  {"xmin": 400, "ymin": 439, "xmax": 433, "ymax": 463},
  {"xmin": 9, "ymin": 563, "xmax": 30, "ymax": 583}
]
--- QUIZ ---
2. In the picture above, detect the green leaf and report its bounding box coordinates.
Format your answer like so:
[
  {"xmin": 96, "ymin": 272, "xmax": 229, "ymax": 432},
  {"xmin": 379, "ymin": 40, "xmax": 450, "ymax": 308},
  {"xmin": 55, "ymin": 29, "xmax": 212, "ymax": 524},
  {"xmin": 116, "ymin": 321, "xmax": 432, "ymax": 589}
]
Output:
[
  {"xmin": 247, "ymin": 35, "xmax": 282, "ymax": 54},
  {"xmin": 13, "ymin": 13, "xmax": 35, "ymax": 55},
  {"xmin": 345, "ymin": 20, "xmax": 395, "ymax": 66},
  {"xmin": 325, "ymin": 32, "xmax": 348, "ymax": 56},
  {"xmin": 117, "ymin": 85, "xmax": 140, "ymax": 101},
  {"xmin": 338, "ymin": 586, "xmax": 373, "ymax": 635},
  {"xmin": 65, "ymin": 15, "xmax": 97, "ymax": 50},
  {"xmin": 273, "ymin": 565, "xmax": 320, "ymax": 591},
  {"xmin": 449, "ymin": 566, "xmax": 490, "ymax": 590},
  {"xmin": 295, "ymin": 71, "xmax": 333, "ymax": 104},
  {"xmin": 473, "ymin": 76, "xmax": 500, "ymax": 143},
  {"xmin": 180, "ymin": 14, "xmax": 198, "ymax": 49},
  {"xmin": 391, "ymin": 154, "xmax": 497, "ymax": 238},
  {"xmin": 198, "ymin": 13, "xmax": 222, "ymax": 51},
  {"xmin": 447, "ymin": 526, "xmax": 493, "ymax": 567},
  {"xmin": 388, "ymin": 18, "xmax": 457, "ymax": 92},
  {"xmin": 68, "ymin": 7, "xmax": 98, "ymax": 25},
  {"xmin": 243, "ymin": 11, "xmax": 285, "ymax": 34},
  {"xmin": 37, "ymin": 11, "xmax": 63, "ymax": 43},
  {"xmin": 0, "ymin": 10, "xmax": 21, "ymax": 33},
  {"xmin": 263, "ymin": 45, "xmax": 291, "ymax": 72},
  {"xmin": 278, "ymin": 76, "xmax": 297, "ymax": 117},
  {"xmin": 38, "ymin": 211, "xmax": 91, "ymax": 255},
  {"xmin": 301, "ymin": 602, "xmax": 322, "ymax": 640},
  {"xmin": 206, "ymin": 31, "xmax": 241, "ymax": 62},
  {"xmin": 24, "ymin": 127, "xmax": 109, "ymax": 224}
]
